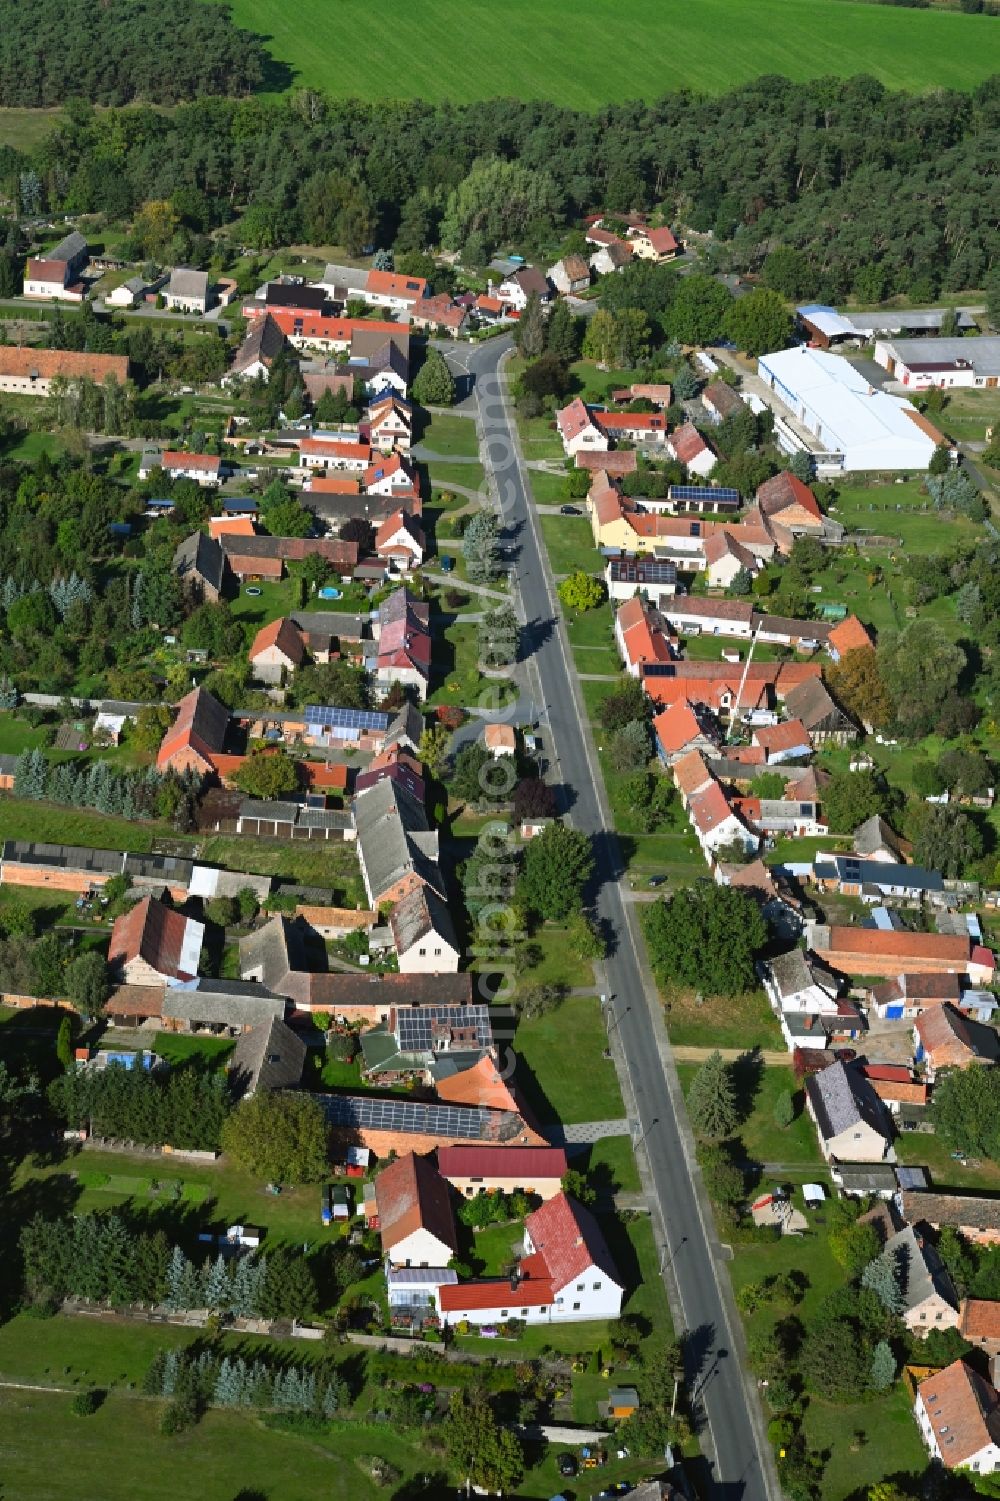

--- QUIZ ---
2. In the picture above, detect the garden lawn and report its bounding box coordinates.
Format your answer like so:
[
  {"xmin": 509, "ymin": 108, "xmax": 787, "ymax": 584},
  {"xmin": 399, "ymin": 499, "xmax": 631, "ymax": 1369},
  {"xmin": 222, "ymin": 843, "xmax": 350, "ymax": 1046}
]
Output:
[
  {"xmin": 527, "ymin": 469, "xmax": 570, "ymax": 507},
  {"xmin": 584, "ymin": 1134, "xmax": 642, "ymax": 1194},
  {"xmin": 221, "ymin": 0, "xmax": 1000, "ymax": 104},
  {"xmin": 538, "ymin": 513, "xmax": 603, "ymax": 576},
  {"xmin": 418, "ymin": 410, "xmax": 480, "ymax": 457},
  {"xmin": 0, "ymin": 797, "xmax": 177, "ymax": 853},
  {"xmin": 676, "ymin": 1063, "xmax": 823, "ymax": 1170},
  {"xmin": 664, "ymin": 986, "xmax": 782, "ymax": 1050},
  {"xmin": 0, "ymin": 713, "xmax": 50, "ymax": 754},
  {"xmin": 831, "ymin": 479, "xmax": 982, "ymax": 555},
  {"xmin": 515, "ymin": 918, "xmax": 596, "ymax": 994},
  {"xmin": 0, "ymin": 1314, "xmax": 199, "ymax": 1390},
  {"xmin": 428, "ymin": 459, "xmax": 486, "ymax": 493},
  {"xmin": 565, "ymin": 601, "xmax": 620, "ymax": 675},
  {"xmin": 0, "ymin": 1388, "xmax": 426, "ymax": 1501},
  {"xmin": 197, "ymin": 836, "xmax": 364, "ymax": 901},
  {"xmin": 426, "ymin": 616, "xmax": 516, "ymax": 710},
  {"xmin": 937, "ymin": 385, "xmax": 1000, "ymax": 445},
  {"xmin": 895, "ymin": 1128, "xmax": 1000, "ymax": 1193},
  {"xmin": 513, "ymin": 994, "xmax": 624, "ymax": 1125},
  {"xmin": 517, "ymin": 414, "xmax": 565, "ymax": 461},
  {"xmin": 228, "ymin": 576, "xmax": 304, "ymax": 632}
]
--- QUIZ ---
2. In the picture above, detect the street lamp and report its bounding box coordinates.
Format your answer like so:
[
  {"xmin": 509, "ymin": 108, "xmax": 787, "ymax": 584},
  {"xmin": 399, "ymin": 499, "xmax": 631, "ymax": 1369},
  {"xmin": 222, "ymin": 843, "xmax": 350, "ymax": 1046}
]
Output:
[{"xmin": 633, "ymin": 1116, "xmax": 659, "ymax": 1151}]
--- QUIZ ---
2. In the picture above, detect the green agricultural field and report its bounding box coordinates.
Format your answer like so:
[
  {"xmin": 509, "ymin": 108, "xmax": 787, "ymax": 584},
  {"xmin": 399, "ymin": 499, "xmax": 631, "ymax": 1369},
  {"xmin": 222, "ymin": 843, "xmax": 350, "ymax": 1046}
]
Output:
[{"xmin": 222, "ymin": 0, "xmax": 1000, "ymax": 103}]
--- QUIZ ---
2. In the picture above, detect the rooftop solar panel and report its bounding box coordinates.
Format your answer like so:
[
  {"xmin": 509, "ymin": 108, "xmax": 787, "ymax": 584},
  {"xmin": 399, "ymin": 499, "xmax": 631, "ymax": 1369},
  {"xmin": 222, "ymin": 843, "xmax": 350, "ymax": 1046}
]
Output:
[
  {"xmin": 395, "ymin": 1004, "xmax": 493, "ymax": 1052},
  {"xmin": 304, "ymin": 704, "xmax": 390, "ymax": 731},
  {"xmin": 669, "ymin": 485, "xmax": 741, "ymax": 504},
  {"xmin": 319, "ymin": 1093, "xmax": 491, "ymax": 1139}
]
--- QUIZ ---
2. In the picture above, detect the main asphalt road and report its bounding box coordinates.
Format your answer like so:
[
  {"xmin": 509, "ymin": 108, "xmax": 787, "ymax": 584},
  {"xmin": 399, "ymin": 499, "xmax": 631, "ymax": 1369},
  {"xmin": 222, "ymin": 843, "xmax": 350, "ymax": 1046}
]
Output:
[{"xmin": 442, "ymin": 333, "xmax": 774, "ymax": 1501}]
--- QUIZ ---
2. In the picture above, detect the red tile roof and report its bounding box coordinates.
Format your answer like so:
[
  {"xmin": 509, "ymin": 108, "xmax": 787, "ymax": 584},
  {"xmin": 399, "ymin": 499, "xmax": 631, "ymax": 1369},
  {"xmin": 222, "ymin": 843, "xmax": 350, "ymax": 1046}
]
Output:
[
  {"xmin": 577, "ymin": 449, "xmax": 637, "ymax": 474},
  {"xmin": 523, "ymin": 1192, "xmax": 620, "ymax": 1292},
  {"xmin": 0, "ymin": 347, "xmax": 129, "ymax": 383},
  {"xmin": 302, "ymin": 761, "xmax": 348, "ymax": 791},
  {"xmin": 756, "ymin": 472, "xmax": 822, "ymax": 521},
  {"xmin": 249, "ymin": 617, "xmax": 305, "ymax": 666},
  {"xmin": 300, "ymin": 437, "xmax": 371, "ymax": 463},
  {"xmin": 438, "ymin": 1277, "xmax": 554, "ymax": 1313},
  {"xmin": 917, "ymin": 1359, "xmax": 1000, "ymax": 1468},
  {"xmin": 366, "ymin": 269, "xmax": 427, "ymax": 302},
  {"xmin": 652, "ymin": 700, "xmax": 704, "ymax": 755},
  {"xmin": 828, "ymin": 615, "xmax": 874, "ymax": 656},
  {"xmin": 669, "ymin": 421, "xmax": 712, "ymax": 466},
  {"xmin": 753, "ymin": 720, "xmax": 810, "ymax": 755},
  {"xmin": 209, "ymin": 515, "xmax": 256, "ymax": 539},
  {"xmin": 161, "ymin": 451, "xmax": 220, "ymax": 474},
  {"xmin": 374, "ymin": 1152, "xmax": 457, "ymax": 1257},
  {"xmin": 640, "ymin": 226, "xmax": 680, "ymax": 255},
  {"xmin": 672, "ymin": 749, "xmax": 714, "ymax": 797},
  {"xmin": 437, "ymin": 1145, "xmax": 568, "ymax": 1180},
  {"xmin": 267, "ymin": 310, "xmax": 401, "ymax": 344},
  {"xmin": 157, "ymin": 687, "xmax": 229, "ymax": 770},
  {"xmin": 557, "ymin": 397, "xmax": 599, "ymax": 445},
  {"xmin": 108, "ymin": 896, "xmax": 199, "ymax": 982},
  {"xmin": 305, "ymin": 475, "xmax": 361, "ymax": 495},
  {"xmin": 828, "ymin": 928, "xmax": 970, "ymax": 962},
  {"xmin": 688, "ymin": 780, "xmax": 740, "ymax": 836},
  {"xmin": 961, "ymin": 1300, "xmax": 1000, "ymax": 1341},
  {"xmin": 597, "ymin": 411, "xmax": 666, "ymax": 433}
]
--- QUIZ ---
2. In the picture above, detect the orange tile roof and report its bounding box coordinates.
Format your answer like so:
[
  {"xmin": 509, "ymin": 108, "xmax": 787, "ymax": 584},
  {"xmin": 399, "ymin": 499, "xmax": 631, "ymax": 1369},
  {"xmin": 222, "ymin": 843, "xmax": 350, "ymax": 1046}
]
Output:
[
  {"xmin": 436, "ymin": 1052, "xmax": 523, "ymax": 1112},
  {"xmin": 961, "ymin": 1300, "xmax": 1000, "ymax": 1342},
  {"xmin": 302, "ymin": 761, "xmax": 348, "ymax": 790},
  {"xmin": 305, "ymin": 475, "xmax": 361, "ymax": 495},
  {"xmin": 300, "ymin": 438, "xmax": 371, "ymax": 462},
  {"xmin": 753, "ymin": 719, "xmax": 810, "ymax": 754},
  {"xmin": 689, "ymin": 779, "xmax": 740, "ymax": 835},
  {"xmin": 0, "ymin": 346, "xmax": 129, "ymax": 383},
  {"xmin": 366, "ymin": 268, "xmax": 427, "ymax": 301},
  {"xmin": 652, "ymin": 700, "xmax": 704, "ymax": 754},
  {"xmin": 673, "ymin": 749, "xmax": 713, "ymax": 797},
  {"xmin": 828, "ymin": 928, "xmax": 969, "ymax": 962},
  {"xmin": 157, "ymin": 686, "xmax": 229, "ymax": 770},
  {"xmin": 209, "ymin": 515, "xmax": 256, "ymax": 539},
  {"xmin": 577, "ymin": 449, "xmax": 637, "ymax": 474},
  {"xmin": 597, "ymin": 411, "xmax": 667, "ymax": 433},
  {"xmin": 374, "ymin": 1151, "xmax": 456, "ymax": 1256},
  {"xmin": 828, "ymin": 614, "xmax": 874, "ymax": 656},
  {"xmin": 249, "ymin": 616, "xmax": 305, "ymax": 665},
  {"xmin": 917, "ymin": 1359, "xmax": 1000, "ymax": 1468}
]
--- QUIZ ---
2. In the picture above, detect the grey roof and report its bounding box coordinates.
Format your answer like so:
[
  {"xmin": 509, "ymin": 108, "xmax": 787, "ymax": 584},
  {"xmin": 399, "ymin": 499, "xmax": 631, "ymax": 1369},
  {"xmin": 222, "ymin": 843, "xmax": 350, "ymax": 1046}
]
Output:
[
  {"xmin": 302, "ymin": 491, "xmax": 403, "ymax": 526},
  {"xmin": 884, "ymin": 1223, "xmax": 957, "ymax": 1315},
  {"xmin": 853, "ymin": 815, "xmax": 903, "ymax": 860},
  {"xmin": 879, "ymin": 335, "xmax": 1000, "ymax": 379},
  {"xmin": 0, "ymin": 753, "xmax": 18, "ymax": 778},
  {"xmin": 163, "ymin": 978, "xmax": 286, "ymax": 1028},
  {"xmin": 805, "ymin": 1060, "xmax": 890, "ymax": 1145},
  {"xmin": 837, "ymin": 1163, "xmax": 899, "ymax": 1190},
  {"xmin": 239, "ymin": 915, "xmax": 297, "ymax": 991},
  {"xmin": 2, "ymin": 840, "xmax": 123, "ymax": 876},
  {"xmin": 384, "ymin": 701, "xmax": 424, "ymax": 755},
  {"xmin": 900, "ymin": 1191, "xmax": 1000, "ymax": 1232},
  {"xmin": 47, "ymin": 230, "xmax": 87, "ymax": 264},
  {"xmin": 124, "ymin": 851, "xmax": 196, "ymax": 885},
  {"xmin": 239, "ymin": 800, "xmax": 300, "ymax": 824},
  {"xmin": 845, "ymin": 308, "xmax": 976, "ymax": 334},
  {"xmin": 173, "ymin": 530, "xmax": 225, "ymax": 593},
  {"xmin": 322, "ymin": 263, "xmax": 369, "ymax": 296},
  {"xmin": 817, "ymin": 855, "xmax": 943, "ymax": 894},
  {"xmin": 231, "ymin": 313, "xmax": 286, "ymax": 375},
  {"xmin": 168, "ymin": 267, "xmax": 209, "ymax": 300},
  {"xmin": 783, "ymin": 677, "xmax": 855, "ymax": 733},
  {"xmin": 290, "ymin": 610, "xmax": 367, "ymax": 641},
  {"xmin": 389, "ymin": 885, "xmax": 458, "ymax": 959},
  {"xmin": 354, "ymin": 777, "xmax": 443, "ymax": 904},
  {"xmin": 229, "ymin": 1016, "xmax": 306, "ymax": 1098},
  {"xmin": 766, "ymin": 948, "xmax": 837, "ymax": 1002}
]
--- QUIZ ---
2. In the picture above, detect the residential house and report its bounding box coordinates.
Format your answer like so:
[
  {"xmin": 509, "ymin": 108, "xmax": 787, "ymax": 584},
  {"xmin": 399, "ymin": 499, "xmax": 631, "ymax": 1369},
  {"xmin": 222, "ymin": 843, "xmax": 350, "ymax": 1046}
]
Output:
[
  {"xmin": 223, "ymin": 313, "xmax": 286, "ymax": 384},
  {"xmin": 652, "ymin": 700, "xmax": 718, "ymax": 763},
  {"xmin": 298, "ymin": 437, "xmax": 372, "ymax": 473},
  {"xmin": 221, "ymin": 534, "xmax": 358, "ymax": 584},
  {"xmin": 436, "ymin": 1192, "xmax": 624, "ymax": 1328},
  {"xmin": 383, "ymin": 701, "xmax": 425, "ymax": 757},
  {"xmin": 687, "ymin": 780, "xmax": 759, "ymax": 861},
  {"xmin": 324, "ymin": 1090, "xmax": 544, "ymax": 1159},
  {"xmin": 595, "ymin": 410, "xmax": 668, "ymax": 446},
  {"xmin": 861, "ymin": 1064, "xmax": 928, "ymax": 1114},
  {"xmin": 106, "ymin": 275, "xmax": 149, "ymax": 309},
  {"xmin": 764, "ymin": 948, "xmax": 842, "ymax": 1017},
  {"xmin": 782, "ymin": 676, "xmax": 858, "ymax": 745},
  {"xmin": 590, "ymin": 240, "xmax": 634, "ymax": 277},
  {"xmin": 374, "ymin": 587, "xmax": 431, "ymax": 700},
  {"xmin": 886, "ymin": 1222, "xmax": 960, "ymax": 1336},
  {"xmin": 139, "ymin": 451, "xmax": 222, "ymax": 487},
  {"xmin": 671, "ymin": 749, "xmax": 715, "ymax": 807},
  {"xmin": 164, "ymin": 268, "xmax": 210, "ymax": 314},
  {"xmin": 364, "ymin": 453, "xmax": 419, "ymax": 499},
  {"xmin": 408, "ymin": 294, "xmax": 469, "ymax": 338},
  {"xmin": 547, "ymin": 256, "xmax": 591, "ymax": 296},
  {"xmin": 614, "ymin": 595, "xmax": 673, "ymax": 677},
  {"xmin": 359, "ymin": 1003, "xmax": 491, "ymax": 1081},
  {"xmin": 702, "ymin": 530, "xmax": 758, "ymax": 589},
  {"xmin": 961, "ymin": 1300, "xmax": 1000, "ymax": 1357},
  {"xmin": 173, "ymin": 530, "xmax": 227, "ymax": 605},
  {"xmin": 23, "ymin": 229, "xmax": 88, "ymax": 301},
  {"xmin": 109, "ymin": 896, "xmax": 204, "ymax": 988},
  {"xmin": 901, "ymin": 1192, "xmax": 1000, "ymax": 1248},
  {"xmin": 915, "ymin": 1003, "xmax": 1000, "ymax": 1081},
  {"xmin": 667, "ymin": 421, "xmax": 717, "ymax": 477},
  {"xmin": 753, "ymin": 472, "xmax": 827, "ymax": 541},
  {"xmin": 0, "ymin": 347, "xmax": 129, "ymax": 398},
  {"xmin": 626, "ymin": 223, "xmax": 681, "ymax": 262},
  {"xmin": 375, "ymin": 1152, "xmax": 457, "ymax": 1268},
  {"xmin": 156, "ymin": 687, "xmax": 229, "ymax": 776},
  {"xmin": 483, "ymin": 723, "xmax": 516, "ymax": 758},
  {"xmin": 354, "ymin": 750, "xmax": 425, "ymax": 805},
  {"xmin": 375, "ymin": 510, "xmax": 424, "ymax": 571},
  {"xmin": 655, "ymin": 598, "xmax": 754, "ymax": 640},
  {"xmin": 641, "ymin": 659, "xmax": 822, "ymax": 715},
  {"xmin": 605, "ymin": 557, "xmax": 678, "ymax": 601},
  {"xmin": 812, "ymin": 855, "xmax": 943, "ymax": 903},
  {"xmin": 828, "ymin": 614, "xmax": 875, "ymax": 662},
  {"xmin": 915, "ymin": 1360, "xmax": 1000, "ymax": 1474},
  {"xmin": 366, "ymin": 393, "xmax": 412, "ymax": 454},
  {"xmin": 389, "ymin": 885, "xmax": 460, "ymax": 974},
  {"xmin": 160, "ymin": 978, "xmax": 286, "ymax": 1035},
  {"xmin": 437, "ymin": 1145, "xmax": 568, "ymax": 1201},
  {"xmin": 301, "ymin": 366, "xmax": 355, "ymax": 406},
  {"xmin": 752, "ymin": 720, "xmax": 812, "ymax": 763},
  {"xmin": 354, "ymin": 776, "xmax": 443, "ymax": 908},
  {"xmin": 854, "ymin": 814, "xmax": 903, "ymax": 863},
  {"xmin": 870, "ymin": 973, "xmax": 965, "ymax": 1020},
  {"xmin": 495, "ymin": 265, "xmax": 550, "ymax": 311},
  {"xmin": 804, "ymin": 1059, "xmax": 893, "ymax": 1162},
  {"xmin": 228, "ymin": 1016, "xmax": 306, "ymax": 1099},
  {"xmin": 556, "ymin": 398, "xmax": 609, "ymax": 458},
  {"xmin": 249, "ymin": 617, "xmax": 306, "ymax": 684},
  {"xmin": 701, "ymin": 382, "xmax": 745, "ymax": 424}
]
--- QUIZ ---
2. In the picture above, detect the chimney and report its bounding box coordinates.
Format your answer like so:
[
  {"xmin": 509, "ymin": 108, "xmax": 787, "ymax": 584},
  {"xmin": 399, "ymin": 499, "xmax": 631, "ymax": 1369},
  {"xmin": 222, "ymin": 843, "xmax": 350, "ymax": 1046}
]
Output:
[{"xmin": 575, "ymin": 1235, "xmax": 584, "ymax": 1248}]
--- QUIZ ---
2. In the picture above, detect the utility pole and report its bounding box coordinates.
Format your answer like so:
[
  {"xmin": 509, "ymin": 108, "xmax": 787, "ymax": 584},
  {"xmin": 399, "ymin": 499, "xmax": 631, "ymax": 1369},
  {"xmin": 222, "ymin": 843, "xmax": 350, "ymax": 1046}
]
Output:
[{"xmin": 727, "ymin": 621, "xmax": 763, "ymax": 743}]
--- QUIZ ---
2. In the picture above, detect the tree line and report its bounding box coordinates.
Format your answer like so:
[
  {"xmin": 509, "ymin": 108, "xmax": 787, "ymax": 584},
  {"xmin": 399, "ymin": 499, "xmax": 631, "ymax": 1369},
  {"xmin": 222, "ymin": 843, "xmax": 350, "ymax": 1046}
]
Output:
[
  {"xmin": 6, "ymin": 76, "xmax": 999, "ymax": 302},
  {"xmin": 48, "ymin": 1065, "xmax": 230, "ymax": 1151},
  {"xmin": 0, "ymin": 0, "xmax": 270, "ymax": 107}
]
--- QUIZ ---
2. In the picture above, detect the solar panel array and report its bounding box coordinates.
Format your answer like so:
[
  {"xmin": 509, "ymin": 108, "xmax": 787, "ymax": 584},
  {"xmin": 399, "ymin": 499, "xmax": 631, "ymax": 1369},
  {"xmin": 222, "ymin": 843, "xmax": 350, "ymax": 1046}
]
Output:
[
  {"xmin": 395, "ymin": 1004, "xmax": 493, "ymax": 1053},
  {"xmin": 305, "ymin": 705, "xmax": 390, "ymax": 732},
  {"xmin": 642, "ymin": 663, "xmax": 677, "ymax": 678},
  {"xmin": 669, "ymin": 485, "xmax": 741, "ymax": 505},
  {"xmin": 321, "ymin": 1093, "xmax": 489, "ymax": 1139}
]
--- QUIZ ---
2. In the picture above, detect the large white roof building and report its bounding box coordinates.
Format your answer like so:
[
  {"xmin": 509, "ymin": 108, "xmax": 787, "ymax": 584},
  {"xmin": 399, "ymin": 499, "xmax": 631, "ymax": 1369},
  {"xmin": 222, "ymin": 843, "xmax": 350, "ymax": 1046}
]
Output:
[{"xmin": 757, "ymin": 345, "xmax": 941, "ymax": 472}]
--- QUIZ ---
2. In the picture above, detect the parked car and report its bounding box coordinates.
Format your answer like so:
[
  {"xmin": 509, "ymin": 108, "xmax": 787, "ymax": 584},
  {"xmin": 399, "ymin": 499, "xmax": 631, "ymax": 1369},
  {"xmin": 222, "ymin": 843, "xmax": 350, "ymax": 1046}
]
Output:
[
  {"xmin": 560, "ymin": 503, "xmax": 581, "ymax": 515},
  {"xmin": 647, "ymin": 874, "xmax": 668, "ymax": 888},
  {"xmin": 557, "ymin": 1454, "xmax": 578, "ymax": 1478}
]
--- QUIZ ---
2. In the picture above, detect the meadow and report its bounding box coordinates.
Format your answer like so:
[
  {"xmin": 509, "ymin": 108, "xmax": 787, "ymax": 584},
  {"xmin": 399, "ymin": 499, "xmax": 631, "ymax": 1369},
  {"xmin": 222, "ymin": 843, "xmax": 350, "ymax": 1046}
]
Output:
[{"xmin": 221, "ymin": 0, "xmax": 1000, "ymax": 104}]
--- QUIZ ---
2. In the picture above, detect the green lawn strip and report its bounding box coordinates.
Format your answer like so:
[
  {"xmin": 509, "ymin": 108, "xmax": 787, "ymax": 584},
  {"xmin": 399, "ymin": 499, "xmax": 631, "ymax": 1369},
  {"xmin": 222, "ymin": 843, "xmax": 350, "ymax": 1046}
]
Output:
[
  {"xmin": 665, "ymin": 987, "xmax": 783, "ymax": 1051},
  {"xmin": 0, "ymin": 797, "xmax": 178, "ymax": 853},
  {"xmin": 895, "ymin": 1128, "xmax": 1000, "ymax": 1193},
  {"xmin": 681, "ymin": 635, "xmax": 787, "ymax": 663},
  {"xmin": 428, "ymin": 459, "xmax": 486, "ymax": 493},
  {"xmin": 583, "ymin": 1134, "xmax": 642, "ymax": 1195},
  {"xmin": 764, "ymin": 833, "xmax": 851, "ymax": 868},
  {"xmin": 728, "ymin": 1237, "xmax": 926, "ymax": 1499},
  {"xmin": 0, "ymin": 1312, "xmax": 198, "ymax": 1389},
  {"xmin": 0, "ymin": 1388, "xmax": 418, "ymax": 1501},
  {"xmin": 149, "ymin": 1033, "xmax": 235, "ymax": 1070},
  {"xmin": 527, "ymin": 469, "xmax": 571, "ymax": 507},
  {"xmin": 513, "ymin": 994, "xmax": 623, "ymax": 1125},
  {"xmin": 936, "ymin": 386, "xmax": 1000, "ymax": 444},
  {"xmin": 15, "ymin": 1146, "xmax": 341, "ymax": 1251},
  {"xmin": 466, "ymin": 1218, "xmax": 523, "ymax": 1275},
  {"xmin": 676, "ymin": 1063, "xmax": 822, "ymax": 1170},
  {"xmin": 565, "ymin": 603, "xmax": 615, "ymax": 651},
  {"xmin": 516, "ymin": 413, "xmax": 565, "ymax": 461},
  {"xmin": 580, "ymin": 677, "xmax": 618, "ymax": 726},
  {"xmin": 516, "ymin": 919, "xmax": 596, "ymax": 994},
  {"xmin": 196, "ymin": 836, "xmax": 363, "ymax": 899},
  {"xmin": 418, "ymin": 410, "xmax": 480, "ymax": 457},
  {"xmin": 426, "ymin": 615, "xmax": 517, "ymax": 710},
  {"xmin": 221, "ymin": 0, "xmax": 1000, "ymax": 104},
  {"xmin": 538, "ymin": 513, "xmax": 604, "ymax": 576},
  {"xmin": 228, "ymin": 577, "xmax": 304, "ymax": 634}
]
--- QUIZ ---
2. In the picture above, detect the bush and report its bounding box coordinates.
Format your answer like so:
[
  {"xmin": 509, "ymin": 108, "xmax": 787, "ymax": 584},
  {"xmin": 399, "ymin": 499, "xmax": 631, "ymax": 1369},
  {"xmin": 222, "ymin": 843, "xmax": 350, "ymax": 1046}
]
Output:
[
  {"xmin": 70, "ymin": 1388, "xmax": 102, "ymax": 1417},
  {"xmin": 328, "ymin": 1030, "xmax": 358, "ymax": 1063}
]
